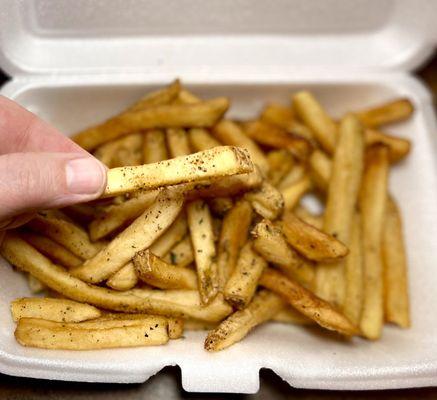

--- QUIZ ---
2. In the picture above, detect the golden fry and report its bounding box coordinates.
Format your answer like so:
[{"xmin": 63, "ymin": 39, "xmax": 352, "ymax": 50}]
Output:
[
  {"xmin": 143, "ymin": 129, "xmax": 168, "ymax": 164},
  {"xmin": 163, "ymin": 237, "xmax": 194, "ymax": 268},
  {"xmin": 365, "ymin": 129, "xmax": 411, "ymax": 163},
  {"xmin": 281, "ymin": 175, "xmax": 312, "ymax": 210},
  {"xmin": 106, "ymin": 262, "xmax": 138, "ymax": 291},
  {"xmin": 267, "ymin": 150, "xmax": 294, "ymax": 186},
  {"xmin": 188, "ymin": 128, "xmax": 221, "ymax": 151},
  {"xmin": 166, "ymin": 128, "xmax": 191, "ymax": 157},
  {"xmin": 308, "ymin": 149, "xmax": 332, "ymax": 192},
  {"xmin": 245, "ymin": 181, "xmax": 284, "ymax": 220}
]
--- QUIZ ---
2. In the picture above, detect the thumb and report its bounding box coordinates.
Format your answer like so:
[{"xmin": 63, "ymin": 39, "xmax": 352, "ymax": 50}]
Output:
[{"xmin": 0, "ymin": 152, "xmax": 106, "ymax": 221}]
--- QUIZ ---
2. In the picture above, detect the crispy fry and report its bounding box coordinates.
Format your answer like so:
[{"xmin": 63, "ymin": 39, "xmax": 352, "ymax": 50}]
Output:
[
  {"xmin": 187, "ymin": 200, "xmax": 219, "ymax": 304},
  {"xmin": 73, "ymin": 97, "xmax": 229, "ymax": 151},
  {"xmin": 281, "ymin": 211, "xmax": 348, "ymax": 262},
  {"xmin": 365, "ymin": 129, "xmax": 411, "ymax": 163},
  {"xmin": 294, "ymin": 206, "xmax": 323, "ymax": 230},
  {"xmin": 245, "ymin": 180, "xmax": 284, "ymax": 220},
  {"xmin": 383, "ymin": 198, "xmax": 410, "ymax": 328},
  {"xmin": 103, "ymin": 146, "xmax": 253, "ymax": 197},
  {"xmin": 267, "ymin": 150, "xmax": 294, "ymax": 186},
  {"xmin": 217, "ymin": 200, "xmax": 253, "ymax": 288},
  {"xmin": 134, "ymin": 250, "xmax": 197, "ymax": 290},
  {"xmin": 95, "ymin": 133, "xmax": 143, "ymax": 168},
  {"xmin": 251, "ymin": 219, "xmax": 314, "ymax": 286},
  {"xmin": 21, "ymin": 232, "xmax": 82, "ymax": 269},
  {"xmin": 277, "ymin": 163, "xmax": 306, "ymax": 190},
  {"xmin": 281, "ymin": 175, "xmax": 312, "ymax": 210},
  {"xmin": 260, "ymin": 103, "xmax": 294, "ymax": 129},
  {"xmin": 212, "ymin": 120, "xmax": 269, "ymax": 174},
  {"xmin": 73, "ymin": 189, "xmax": 184, "ymax": 283},
  {"xmin": 168, "ymin": 318, "xmax": 184, "ymax": 339},
  {"xmin": 163, "ymin": 237, "xmax": 194, "ymax": 268},
  {"xmin": 15, "ymin": 317, "xmax": 169, "ymax": 350},
  {"xmin": 106, "ymin": 262, "xmax": 138, "ymax": 291},
  {"xmin": 143, "ymin": 129, "xmax": 168, "ymax": 163},
  {"xmin": 355, "ymin": 98, "xmax": 414, "ymax": 128},
  {"xmin": 188, "ymin": 128, "xmax": 221, "ymax": 151},
  {"xmin": 224, "ymin": 242, "xmax": 267, "ymax": 309},
  {"xmin": 293, "ymin": 91, "xmax": 337, "ymax": 154},
  {"xmin": 176, "ymin": 89, "xmax": 201, "ymax": 104},
  {"xmin": 315, "ymin": 114, "xmax": 364, "ymax": 307},
  {"xmin": 205, "ymin": 290, "xmax": 284, "ymax": 351},
  {"xmin": 260, "ymin": 268, "xmax": 358, "ymax": 336},
  {"xmin": 207, "ymin": 197, "xmax": 234, "ymax": 216},
  {"xmin": 166, "ymin": 128, "xmax": 192, "ymax": 157},
  {"xmin": 1, "ymin": 234, "xmax": 231, "ymax": 321},
  {"xmin": 272, "ymin": 307, "xmax": 313, "ymax": 325},
  {"xmin": 27, "ymin": 213, "xmax": 102, "ymax": 260},
  {"xmin": 243, "ymin": 120, "xmax": 311, "ymax": 160},
  {"xmin": 11, "ymin": 297, "xmax": 101, "ymax": 323},
  {"xmin": 359, "ymin": 145, "xmax": 389, "ymax": 339},
  {"xmin": 309, "ymin": 149, "xmax": 332, "ymax": 192},
  {"xmin": 128, "ymin": 80, "xmax": 181, "ymax": 112}
]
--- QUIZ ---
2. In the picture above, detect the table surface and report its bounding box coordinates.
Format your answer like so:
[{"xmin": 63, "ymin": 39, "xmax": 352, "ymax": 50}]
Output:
[{"xmin": 0, "ymin": 55, "xmax": 436, "ymax": 399}]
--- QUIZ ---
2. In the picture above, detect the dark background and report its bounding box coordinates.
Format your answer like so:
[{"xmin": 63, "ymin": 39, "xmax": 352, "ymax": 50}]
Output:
[{"xmin": 0, "ymin": 55, "xmax": 436, "ymax": 399}]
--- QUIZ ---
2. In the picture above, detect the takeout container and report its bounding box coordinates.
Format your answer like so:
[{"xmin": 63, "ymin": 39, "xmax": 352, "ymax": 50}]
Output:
[{"xmin": 0, "ymin": 0, "xmax": 437, "ymax": 393}]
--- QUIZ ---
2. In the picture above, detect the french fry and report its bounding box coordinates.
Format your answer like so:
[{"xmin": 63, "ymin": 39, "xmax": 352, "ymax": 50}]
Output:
[
  {"xmin": 133, "ymin": 250, "xmax": 197, "ymax": 290},
  {"xmin": 95, "ymin": 132, "xmax": 143, "ymax": 168},
  {"xmin": 267, "ymin": 150, "xmax": 294, "ymax": 186},
  {"xmin": 383, "ymin": 198, "xmax": 410, "ymax": 328},
  {"xmin": 177, "ymin": 89, "xmax": 201, "ymax": 104},
  {"xmin": 103, "ymin": 146, "xmax": 253, "ymax": 197},
  {"xmin": 143, "ymin": 129, "xmax": 168, "ymax": 163},
  {"xmin": 1, "ymin": 234, "xmax": 231, "ymax": 321},
  {"xmin": 277, "ymin": 163, "xmax": 306, "ymax": 190},
  {"xmin": 21, "ymin": 232, "xmax": 82, "ymax": 269},
  {"xmin": 166, "ymin": 128, "xmax": 192, "ymax": 157},
  {"xmin": 163, "ymin": 237, "xmax": 194, "ymax": 268},
  {"xmin": 281, "ymin": 175, "xmax": 312, "ymax": 210},
  {"xmin": 245, "ymin": 181, "xmax": 284, "ymax": 220},
  {"xmin": 73, "ymin": 189, "xmax": 184, "ymax": 283},
  {"xmin": 187, "ymin": 200, "xmax": 219, "ymax": 304},
  {"xmin": 27, "ymin": 274, "xmax": 46, "ymax": 293},
  {"xmin": 62, "ymin": 204, "xmax": 97, "ymax": 226},
  {"xmin": 259, "ymin": 268, "xmax": 358, "ymax": 336},
  {"xmin": 260, "ymin": 103, "xmax": 295, "ymax": 130},
  {"xmin": 168, "ymin": 318, "xmax": 184, "ymax": 339},
  {"xmin": 73, "ymin": 97, "xmax": 229, "ymax": 151},
  {"xmin": 188, "ymin": 128, "xmax": 221, "ymax": 151},
  {"xmin": 128, "ymin": 80, "xmax": 181, "ymax": 112},
  {"xmin": 243, "ymin": 120, "xmax": 311, "ymax": 160},
  {"xmin": 106, "ymin": 262, "xmax": 138, "ymax": 291},
  {"xmin": 294, "ymin": 206, "xmax": 323, "ymax": 230},
  {"xmin": 251, "ymin": 219, "xmax": 314, "ymax": 287},
  {"xmin": 281, "ymin": 211, "xmax": 348, "ymax": 262},
  {"xmin": 205, "ymin": 290, "xmax": 284, "ymax": 351},
  {"xmin": 88, "ymin": 189, "xmax": 159, "ymax": 241},
  {"xmin": 207, "ymin": 197, "xmax": 234, "ymax": 216},
  {"xmin": 309, "ymin": 149, "xmax": 332, "ymax": 192},
  {"xmin": 272, "ymin": 307, "xmax": 313, "ymax": 325},
  {"xmin": 216, "ymin": 200, "xmax": 253, "ymax": 288},
  {"xmin": 27, "ymin": 213, "xmax": 102, "ymax": 260},
  {"xmin": 224, "ymin": 242, "xmax": 267, "ymax": 309},
  {"xmin": 355, "ymin": 98, "xmax": 414, "ymax": 128},
  {"xmin": 314, "ymin": 114, "xmax": 364, "ymax": 307},
  {"xmin": 15, "ymin": 317, "xmax": 169, "ymax": 350},
  {"xmin": 365, "ymin": 129, "xmax": 411, "ymax": 163},
  {"xmin": 11, "ymin": 297, "xmax": 101, "ymax": 323},
  {"xmin": 359, "ymin": 145, "xmax": 389, "ymax": 339},
  {"xmin": 212, "ymin": 120, "xmax": 270, "ymax": 175},
  {"xmin": 293, "ymin": 91, "xmax": 337, "ymax": 154},
  {"xmin": 343, "ymin": 214, "xmax": 363, "ymax": 326}
]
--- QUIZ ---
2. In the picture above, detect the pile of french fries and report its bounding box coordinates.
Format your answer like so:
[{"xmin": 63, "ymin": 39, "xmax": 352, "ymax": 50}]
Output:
[{"xmin": 1, "ymin": 80, "xmax": 412, "ymax": 351}]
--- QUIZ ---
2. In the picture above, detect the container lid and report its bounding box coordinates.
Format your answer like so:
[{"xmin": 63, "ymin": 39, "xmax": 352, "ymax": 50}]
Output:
[{"xmin": 1, "ymin": 0, "xmax": 436, "ymax": 76}]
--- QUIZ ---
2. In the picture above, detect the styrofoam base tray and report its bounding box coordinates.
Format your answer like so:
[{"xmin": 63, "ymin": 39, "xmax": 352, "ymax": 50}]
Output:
[{"xmin": 0, "ymin": 72, "xmax": 436, "ymax": 393}]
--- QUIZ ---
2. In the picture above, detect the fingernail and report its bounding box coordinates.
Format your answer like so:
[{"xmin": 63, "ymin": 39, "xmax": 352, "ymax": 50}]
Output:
[{"xmin": 66, "ymin": 158, "xmax": 106, "ymax": 195}]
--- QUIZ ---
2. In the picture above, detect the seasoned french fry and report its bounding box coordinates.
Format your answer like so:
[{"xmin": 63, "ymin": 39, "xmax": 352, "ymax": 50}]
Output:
[
  {"xmin": 243, "ymin": 120, "xmax": 311, "ymax": 160},
  {"xmin": 224, "ymin": 242, "xmax": 267, "ymax": 309},
  {"xmin": 293, "ymin": 91, "xmax": 337, "ymax": 154},
  {"xmin": 27, "ymin": 274, "xmax": 46, "ymax": 293},
  {"xmin": 133, "ymin": 250, "xmax": 197, "ymax": 290},
  {"xmin": 383, "ymin": 198, "xmax": 410, "ymax": 328},
  {"xmin": 89, "ymin": 190, "xmax": 159, "ymax": 241},
  {"xmin": 27, "ymin": 213, "xmax": 102, "ymax": 260},
  {"xmin": 309, "ymin": 149, "xmax": 332, "ymax": 192},
  {"xmin": 355, "ymin": 98, "xmax": 414, "ymax": 128},
  {"xmin": 207, "ymin": 197, "xmax": 233, "ymax": 216},
  {"xmin": 260, "ymin": 103, "xmax": 294, "ymax": 129},
  {"xmin": 187, "ymin": 200, "xmax": 219, "ymax": 304},
  {"xmin": 251, "ymin": 219, "xmax": 314, "ymax": 286},
  {"xmin": 143, "ymin": 129, "xmax": 168, "ymax": 164},
  {"xmin": 128, "ymin": 80, "xmax": 181, "ymax": 112},
  {"xmin": 111, "ymin": 133, "xmax": 144, "ymax": 167},
  {"xmin": 272, "ymin": 307, "xmax": 313, "ymax": 325},
  {"xmin": 277, "ymin": 163, "xmax": 306, "ymax": 190},
  {"xmin": 103, "ymin": 146, "xmax": 253, "ymax": 197},
  {"xmin": 166, "ymin": 128, "xmax": 191, "ymax": 157},
  {"xmin": 106, "ymin": 262, "xmax": 138, "ymax": 291},
  {"xmin": 281, "ymin": 175, "xmax": 312, "ymax": 210},
  {"xmin": 149, "ymin": 212, "xmax": 188, "ymax": 257},
  {"xmin": 73, "ymin": 97, "xmax": 229, "ymax": 151},
  {"xmin": 267, "ymin": 150, "xmax": 294, "ymax": 186},
  {"xmin": 343, "ymin": 214, "xmax": 363, "ymax": 326},
  {"xmin": 359, "ymin": 145, "xmax": 389, "ymax": 339},
  {"xmin": 15, "ymin": 317, "xmax": 169, "ymax": 350},
  {"xmin": 168, "ymin": 318, "xmax": 184, "ymax": 339},
  {"xmin": 216, "ymin": 199, "xmax": 253, "ymax": 288},
  {"xmin": 245, "ymin": 181, "xmax": 284, "ymax": 220},
  {"xmin": 281, "ymin": 211, "xmax": 348, "ymax": 262},
  {"xmin": 1, "ymin": 234, "xmax": 231, "ymax": 321},
  {"xmin": 11, "ymin": 297, "xmax": 101, "ymax": 323},
  {"xmin": 163, "ymin": 237, "xmax": 194, "ymax": 268},
  {"xmin": 315, "ymin": 114, "xmax": 364, "ymax": 307},
  {"xmin": 21, "ymin": 232, "xmax": 82, "ymax": 269},
  {"xmin": 260, "ymin": 268, "xmax": 358, "ymax": 336},
  {"xmin": 294, "ymin": 206, "xmax": 323, "ymax": 230},
  {"xmin": 73, "ymin": 189, "xmax": 184, "ymax": 283},
  {"xmin": 188, "ymin": 128, "xmax": 221, "ymax": 151},
  {"xmin": 212, "ymin": 120, "xmax": 269, "ymax": 175},
  {"xmin": 365, "ymin": 129, "xmax": 411, "ymax": 163},
  {"xmin": 205, "ymin": 290, "xmax": 284, "ymax": 351}
]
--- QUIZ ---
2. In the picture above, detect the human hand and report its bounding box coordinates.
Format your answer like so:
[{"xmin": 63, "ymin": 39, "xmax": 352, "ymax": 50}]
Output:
[{"xmin": 0, "ymin": 96, "xmax": 106, "ymax": 234}]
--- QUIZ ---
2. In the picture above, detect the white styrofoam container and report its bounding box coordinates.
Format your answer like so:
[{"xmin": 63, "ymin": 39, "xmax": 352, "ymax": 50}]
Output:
[{"xmin": 0, "ymin": 0, "xmax": 437, "ymax": 393}]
